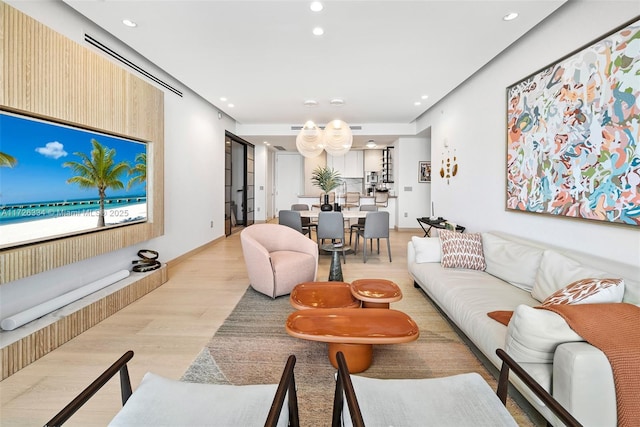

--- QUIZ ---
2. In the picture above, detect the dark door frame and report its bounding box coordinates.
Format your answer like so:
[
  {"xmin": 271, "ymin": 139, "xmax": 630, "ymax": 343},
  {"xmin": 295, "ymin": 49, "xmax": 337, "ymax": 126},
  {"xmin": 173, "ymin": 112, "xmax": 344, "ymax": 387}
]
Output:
[{"xmin": 225, "ymin": 131, "xmax": 255, "ymax": 236}]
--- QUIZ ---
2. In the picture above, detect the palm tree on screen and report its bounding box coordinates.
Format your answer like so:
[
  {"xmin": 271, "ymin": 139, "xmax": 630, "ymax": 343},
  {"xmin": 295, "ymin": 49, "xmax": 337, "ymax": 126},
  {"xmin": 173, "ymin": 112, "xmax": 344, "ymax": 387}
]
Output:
[
  {"xmin": 63, "ymin": 139, "xmax": 130, "ymax": 227},
  {"xmin": 0, "ymin": 152, "xmax": 17, "ymax": 167},
  {"xmin": 128, "ymin": 152, "xmax": 147, "ymax": 189}
]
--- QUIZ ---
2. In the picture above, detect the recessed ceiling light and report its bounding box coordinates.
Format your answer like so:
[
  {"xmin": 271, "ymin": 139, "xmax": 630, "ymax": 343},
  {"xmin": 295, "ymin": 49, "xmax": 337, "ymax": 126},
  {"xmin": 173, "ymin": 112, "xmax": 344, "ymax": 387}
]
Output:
[
  {"xmin": 228, "ymin": 103, "xmax": 235, "ymax": 108},
  {"xmin": 310, "ymin": 1, "xmax": 323, "ymax": 12},
  {"xmin": 220, "ymin": 97, "xmax": 227, "ymax": 102},
  {"xmin": 313, "ymin": 27, "xmax": 324, "ymax": 36},
  {"xmin": 366, "ymin": 140, "xmax": 377, "ymax": 148},
  {"xmin": 414, "ymin": 101, "xmax": 422, "ymax": 106},
  {"xmin": 421, "ymin": 95, "xmax": 429, "ymax": 100},
  {"xmin": 263, "ymin": 141, "xmax": 270, "ymax": 145},
  {"xmin": 303, "ymin": 99, "xmax": 319, "ymax": 107},
  {"xmin": 330, "ymin": 98, "xmax": 345, "ymax": 106},
  {"xmin": 122, "ymin": 19, "xmax": 137, "ymax": 28},
  {"xmin": 503, "ymin": 12, "xmax": 519, "ymax": 21}
]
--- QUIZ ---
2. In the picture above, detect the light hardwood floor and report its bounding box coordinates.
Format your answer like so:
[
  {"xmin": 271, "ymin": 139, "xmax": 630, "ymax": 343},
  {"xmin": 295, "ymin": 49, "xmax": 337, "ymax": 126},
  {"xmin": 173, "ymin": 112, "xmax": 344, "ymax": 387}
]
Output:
[{"xmin": 0, "ymin": 226, "xmax": 425, "ymax": 426}]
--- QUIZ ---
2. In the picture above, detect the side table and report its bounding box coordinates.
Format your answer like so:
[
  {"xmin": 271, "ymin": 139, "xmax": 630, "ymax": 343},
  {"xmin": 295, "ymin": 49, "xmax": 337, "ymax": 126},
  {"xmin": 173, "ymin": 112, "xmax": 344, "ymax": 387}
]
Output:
[
  {"xmin": 350, "ymin": 279, "xmax": 402, "ymax": 308},
  {"xmin": 417, "ymin": 217, "xmax": 466, "ymax": 237},
  {"xmin": 321, "ymin": 244, "xmax": 350, "ymax": 281}
]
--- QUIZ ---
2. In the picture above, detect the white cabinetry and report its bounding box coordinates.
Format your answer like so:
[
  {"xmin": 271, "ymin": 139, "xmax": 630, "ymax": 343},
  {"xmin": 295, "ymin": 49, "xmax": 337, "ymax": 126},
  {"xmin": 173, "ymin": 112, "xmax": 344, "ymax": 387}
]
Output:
[{"xmin": 328, "ymin": 151, "xmax": 363, "ymax": 177}]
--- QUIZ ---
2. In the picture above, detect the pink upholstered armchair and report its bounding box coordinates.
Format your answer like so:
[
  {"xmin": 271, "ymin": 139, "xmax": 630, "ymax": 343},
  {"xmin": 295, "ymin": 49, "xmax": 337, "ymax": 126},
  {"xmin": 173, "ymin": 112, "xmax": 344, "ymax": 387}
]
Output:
[{"xmin": 240, "ymin": 224, "xmax": 319, "ymax": 298}]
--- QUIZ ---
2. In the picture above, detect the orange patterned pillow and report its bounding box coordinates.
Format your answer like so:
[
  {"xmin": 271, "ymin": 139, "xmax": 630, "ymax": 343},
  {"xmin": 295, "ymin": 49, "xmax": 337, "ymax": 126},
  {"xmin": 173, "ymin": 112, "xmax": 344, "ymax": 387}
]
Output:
[
  {"xmin": 540, "ymin": 278, "xmax": 624, "ymax": 307},
  {"xmin": 439, "ymin": 230, "xmax": 486, "ymax": 270}
]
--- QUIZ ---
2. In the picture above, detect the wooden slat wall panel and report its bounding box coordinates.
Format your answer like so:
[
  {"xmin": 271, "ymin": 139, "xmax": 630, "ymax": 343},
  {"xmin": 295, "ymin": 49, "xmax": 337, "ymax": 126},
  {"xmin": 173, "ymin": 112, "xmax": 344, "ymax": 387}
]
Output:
[
  {"xmin": 0, "ymin": 267, "xmax": 166, "ymax": 380},
  {"xmin": 0, "ymin": 2, "xmax": 165, "ymax": 283}
]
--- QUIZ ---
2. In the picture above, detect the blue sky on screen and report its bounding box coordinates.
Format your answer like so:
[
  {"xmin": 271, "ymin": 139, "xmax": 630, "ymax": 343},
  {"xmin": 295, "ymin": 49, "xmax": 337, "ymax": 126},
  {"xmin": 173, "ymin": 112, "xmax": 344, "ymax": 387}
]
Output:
[{"xmin": 0, "ymin": 112, "xmax": 147, "ymax": 205}]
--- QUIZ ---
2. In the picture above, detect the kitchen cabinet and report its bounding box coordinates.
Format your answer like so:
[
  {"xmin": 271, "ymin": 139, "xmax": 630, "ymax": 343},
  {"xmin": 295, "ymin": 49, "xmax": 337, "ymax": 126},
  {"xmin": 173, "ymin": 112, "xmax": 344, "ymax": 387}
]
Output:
[{"xmin": 328, "ymin": 151, "xmax": 364, "ymax": 177}]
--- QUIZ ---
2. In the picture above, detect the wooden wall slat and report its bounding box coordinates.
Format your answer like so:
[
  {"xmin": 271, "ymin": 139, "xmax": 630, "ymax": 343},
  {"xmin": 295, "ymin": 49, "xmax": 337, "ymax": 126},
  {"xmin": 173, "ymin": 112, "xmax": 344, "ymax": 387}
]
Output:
[
  {"xmin": 0, "ymin": 267, "xmax": 166, "ymax": 380},
  {"xmin": 0, "ymin": 2, "xmax": 165, "ymax": 283}
]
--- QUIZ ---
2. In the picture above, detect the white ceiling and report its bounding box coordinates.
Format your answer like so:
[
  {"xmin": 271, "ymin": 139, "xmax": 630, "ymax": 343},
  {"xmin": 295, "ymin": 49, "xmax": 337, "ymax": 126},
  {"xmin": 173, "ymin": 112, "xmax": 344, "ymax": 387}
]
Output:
[{"xmin": 62, "ymin": 0, "xmax": 566, "ymax": 150}]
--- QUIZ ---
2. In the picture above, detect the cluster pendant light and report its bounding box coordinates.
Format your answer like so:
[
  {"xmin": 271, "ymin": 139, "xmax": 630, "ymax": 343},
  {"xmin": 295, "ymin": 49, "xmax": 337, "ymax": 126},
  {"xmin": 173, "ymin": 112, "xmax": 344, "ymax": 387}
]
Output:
[{"xmin": 296, "ymin": 119, "xmax": 353, "ymax": 158}]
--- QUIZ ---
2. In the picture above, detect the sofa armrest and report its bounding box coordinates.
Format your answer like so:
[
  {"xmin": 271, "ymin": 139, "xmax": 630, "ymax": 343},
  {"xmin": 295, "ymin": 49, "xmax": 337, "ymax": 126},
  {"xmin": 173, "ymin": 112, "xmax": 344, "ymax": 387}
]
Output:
[
  {"xmin": 407, "ymin": 242, "xmax": 416, "ymax": 265},
  {"xmin": 553, "ymin": 342, "xmax": 616, "ymax": 427}
]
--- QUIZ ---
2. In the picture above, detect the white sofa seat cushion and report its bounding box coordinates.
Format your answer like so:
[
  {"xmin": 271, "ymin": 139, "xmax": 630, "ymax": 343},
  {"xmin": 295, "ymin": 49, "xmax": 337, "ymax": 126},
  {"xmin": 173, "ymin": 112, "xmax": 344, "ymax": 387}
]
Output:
[
  {"xmin": 108, "ymin": 372, "xmax": 287, "ymax": 427},
  {"xmin": 482, "ymin": 233, "xmax": 544, "ymax": 291},
  {"xmin": 505, "ymin": 305, "xmax": 583, "ymax": 364},
  {"xmin": 342, "ymin": 372, "xmax": 517, "ymax": 427}
]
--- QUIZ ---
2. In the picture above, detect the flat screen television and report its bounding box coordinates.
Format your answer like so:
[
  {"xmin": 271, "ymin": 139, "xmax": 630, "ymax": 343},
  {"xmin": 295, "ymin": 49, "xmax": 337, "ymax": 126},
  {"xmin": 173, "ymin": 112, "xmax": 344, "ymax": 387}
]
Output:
[{"xmin": 0, "ymin": 110, "xmax": 148, "ymax": 249}]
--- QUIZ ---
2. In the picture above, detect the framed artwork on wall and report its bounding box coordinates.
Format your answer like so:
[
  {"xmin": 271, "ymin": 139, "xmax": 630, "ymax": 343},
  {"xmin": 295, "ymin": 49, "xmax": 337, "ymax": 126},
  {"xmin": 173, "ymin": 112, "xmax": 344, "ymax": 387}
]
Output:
[
  {"xmin": 506, "ymin": 16, "xmax": 640, "ymax": 227},
  {"xmin": 419, "ymin": 161, "xmax": 431, "ymax": 183}
]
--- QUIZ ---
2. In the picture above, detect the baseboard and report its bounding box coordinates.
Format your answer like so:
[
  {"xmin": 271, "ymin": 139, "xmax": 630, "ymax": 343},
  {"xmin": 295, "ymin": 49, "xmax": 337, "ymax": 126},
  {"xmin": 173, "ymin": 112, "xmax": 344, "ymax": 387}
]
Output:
[
  {"xmin": 0, "ymin": 266, "xmax": 168, "ymax": 380},
  {"xmin": 166, "ymin": 236, "xmax": 225, "ymax": 274}
]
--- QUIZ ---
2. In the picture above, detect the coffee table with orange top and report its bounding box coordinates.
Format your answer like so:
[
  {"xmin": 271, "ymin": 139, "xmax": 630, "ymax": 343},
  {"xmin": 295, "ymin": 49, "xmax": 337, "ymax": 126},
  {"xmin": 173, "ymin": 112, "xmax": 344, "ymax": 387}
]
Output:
[
  {"xmin": 290, "ymin": 281, "xmax": 361, "ymax": 310},
  {"xmin": 350, "ymin": 278, "xmax": 402, "ymax": 308},
  {"xmin": 285, "ymin": 308, "xmax": 419, "ymax": 373}
]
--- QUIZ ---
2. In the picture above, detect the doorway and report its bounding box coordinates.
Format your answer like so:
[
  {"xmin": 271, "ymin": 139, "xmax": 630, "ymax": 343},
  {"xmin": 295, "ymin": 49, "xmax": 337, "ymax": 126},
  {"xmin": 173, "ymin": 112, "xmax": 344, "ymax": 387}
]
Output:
[
  {"xmin": 274, "ymin": 152, "xmax": 303, "ymax": 216},
  {"xmin": 225, "ymin": 132, "xmax": 255, "ymax": 236}
]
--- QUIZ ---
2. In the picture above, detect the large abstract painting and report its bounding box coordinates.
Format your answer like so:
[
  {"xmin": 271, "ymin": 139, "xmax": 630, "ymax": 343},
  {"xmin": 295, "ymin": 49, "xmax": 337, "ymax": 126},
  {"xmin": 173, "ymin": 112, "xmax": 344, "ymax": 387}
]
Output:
[{"xmin": 506, "ymin": 17, "xmax": 640, "ymax": 227}]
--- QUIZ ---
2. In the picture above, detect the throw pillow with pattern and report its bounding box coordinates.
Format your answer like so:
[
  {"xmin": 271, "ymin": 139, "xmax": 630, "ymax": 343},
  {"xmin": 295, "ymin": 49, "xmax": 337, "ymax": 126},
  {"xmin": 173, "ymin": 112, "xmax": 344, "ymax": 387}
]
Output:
[
  {"xmin": 439, "ymin": 230, "xmax": 486, "ymax": 270},
  {"xmin": 540, "ymin": 278, "xmax": 624, "ymax": 307}
]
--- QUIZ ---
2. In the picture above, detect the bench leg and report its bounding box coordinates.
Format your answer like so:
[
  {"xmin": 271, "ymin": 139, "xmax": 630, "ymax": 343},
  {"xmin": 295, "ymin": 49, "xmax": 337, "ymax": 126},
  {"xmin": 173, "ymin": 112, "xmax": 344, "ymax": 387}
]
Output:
[{"xmin": 328, "ymin": 343, "xmax": 373, "ymax": 373}]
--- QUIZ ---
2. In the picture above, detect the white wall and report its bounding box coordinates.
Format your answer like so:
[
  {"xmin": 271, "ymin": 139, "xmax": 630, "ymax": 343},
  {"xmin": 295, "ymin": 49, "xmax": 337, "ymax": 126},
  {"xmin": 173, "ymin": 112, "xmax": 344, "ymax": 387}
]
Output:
[
  {"xmin": 1, "ymin": 1, "xmax": 233, "ymax": 318},
  {"xmin": 396, "ymin": 137, "xmax": 430, "ymax": 229},
  {"xmin": 415, "ymin": 1, "xmax": 640, "ymax": 269}
]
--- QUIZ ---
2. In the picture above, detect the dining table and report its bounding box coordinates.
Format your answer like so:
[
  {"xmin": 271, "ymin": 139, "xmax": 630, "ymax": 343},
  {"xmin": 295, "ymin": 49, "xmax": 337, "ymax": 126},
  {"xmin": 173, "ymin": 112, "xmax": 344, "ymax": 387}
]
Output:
[{"xmin": 298, "ymin": 210, "xmax": 367, "ymax": 220}]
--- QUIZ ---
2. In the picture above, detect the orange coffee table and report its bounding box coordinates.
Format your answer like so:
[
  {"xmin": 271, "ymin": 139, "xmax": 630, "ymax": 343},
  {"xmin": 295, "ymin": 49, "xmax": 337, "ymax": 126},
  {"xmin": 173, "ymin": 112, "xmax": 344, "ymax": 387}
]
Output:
[
  {"xmin": 290, "ymin": 281, "xmax": 361, "ymax": 310},
  {"xmin": 285, "ymin": 308, "xmax": 419, "ymax": 373},
  {"xmin": 350, "ymin": 279, "xmax": 402, "ymax": 308}
]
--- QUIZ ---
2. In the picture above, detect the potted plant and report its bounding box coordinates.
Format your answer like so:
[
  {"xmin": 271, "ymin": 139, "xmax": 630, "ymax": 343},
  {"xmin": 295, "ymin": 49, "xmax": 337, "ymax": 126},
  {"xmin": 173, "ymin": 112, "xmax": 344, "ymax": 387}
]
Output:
[{"xmin": 311, "ymin": 166, "xmax": 342, "ymax": 211}]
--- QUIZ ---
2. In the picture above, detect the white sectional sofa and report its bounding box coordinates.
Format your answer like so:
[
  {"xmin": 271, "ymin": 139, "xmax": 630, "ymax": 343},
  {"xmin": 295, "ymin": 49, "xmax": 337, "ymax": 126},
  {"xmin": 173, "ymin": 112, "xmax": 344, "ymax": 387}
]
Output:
[{"xmin": 407, "ymin": 231, "xmax": 639, "ymax": 427}]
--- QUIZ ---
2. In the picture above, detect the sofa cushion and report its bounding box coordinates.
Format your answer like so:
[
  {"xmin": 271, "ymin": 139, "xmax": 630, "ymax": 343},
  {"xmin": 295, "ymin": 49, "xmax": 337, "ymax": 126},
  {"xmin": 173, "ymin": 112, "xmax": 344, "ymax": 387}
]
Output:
[
  {"xmin": 411, "ymin": 236, "xmax": 441, "ymax": 263},
  {"xmin": 505, "ymin": 305, "xmax": 583, "ymax": 363},
  {"xmin": 532, "ymin": 250, "xmax": 611, "ymax": 302},
  {"xmin": 109, "ymin": 372, "xmax": 286, "ymax": 426},
  {"xmin": 482, "ymin": 233, "xmax": 544, "ymax": 291},
  {"xmin": 342, "ymin": 373, "xmax": 517, "ymax": 427},
  {"xmin": 439, "ymin": 230, "xmax": 486, "ymax": 270},
  {"xmin": 540, "ymin": 278, "xmax": 625, "ymax": 307}
]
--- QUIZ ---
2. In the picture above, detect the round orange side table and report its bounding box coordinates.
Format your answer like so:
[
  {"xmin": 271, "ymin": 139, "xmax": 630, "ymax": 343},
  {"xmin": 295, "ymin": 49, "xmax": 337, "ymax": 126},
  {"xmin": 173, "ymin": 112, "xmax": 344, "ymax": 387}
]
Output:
[
  {"xmin": 290, "ymin": 281, "xmax": 361, "ymax": 310},
  {"xmin": 350, "ymin": 279, "xmax": 402, "ymax": 308}
]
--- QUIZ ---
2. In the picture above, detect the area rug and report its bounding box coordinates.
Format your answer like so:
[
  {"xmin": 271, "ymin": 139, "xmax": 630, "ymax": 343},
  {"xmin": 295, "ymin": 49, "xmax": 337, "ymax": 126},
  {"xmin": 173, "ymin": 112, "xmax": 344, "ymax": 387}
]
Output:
[{"xmin": 182, "ymin": 284, "xmax": 536, "ymax": 427}]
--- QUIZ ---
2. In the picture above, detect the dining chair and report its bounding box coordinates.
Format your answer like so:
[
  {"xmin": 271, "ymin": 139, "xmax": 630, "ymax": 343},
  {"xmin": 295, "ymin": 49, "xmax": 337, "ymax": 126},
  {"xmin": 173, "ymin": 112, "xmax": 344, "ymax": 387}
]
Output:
[
  {"xmin": 343, "ymin": 192, "xmax": 360, "ymax": 209},
  {"xmin": 348, "ymin": 205, "xmax": 378, "ymax": 245},
  {"xmin": 291, "ymin": 204, "xmax": 316, "ymax": 237},
  {"xmin": 374, "ymin": 191, "xmax": 389, "ymax": 207},
  {"xmin": 311, "ymin": 192, "xmax": 336, "ymax": 210},
  {"xmin": 317, "ymin": 211, "xmax": 347, "ymax": 264},
  {"xmin": 278, "ymin": 210, "xmax": 310, "ymax": 237},
  {"xmin": 353, "ymin": 211, "xmax": 391, "ymax": 263}
]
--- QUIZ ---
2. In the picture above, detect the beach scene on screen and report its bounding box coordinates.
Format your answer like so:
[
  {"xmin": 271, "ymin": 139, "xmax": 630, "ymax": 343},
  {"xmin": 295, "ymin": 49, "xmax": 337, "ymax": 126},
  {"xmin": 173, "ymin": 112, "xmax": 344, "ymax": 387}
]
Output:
[{"xmin": 0, "ymin": 112, "xmax": 148, "ymax": 249}]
